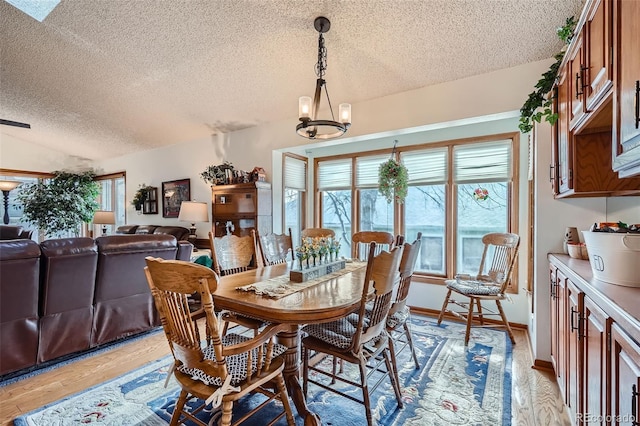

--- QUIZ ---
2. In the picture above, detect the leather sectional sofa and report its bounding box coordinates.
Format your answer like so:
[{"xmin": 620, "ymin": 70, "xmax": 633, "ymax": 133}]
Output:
[
  {"xmin": 115, "ymin": 224, "xmax": 190, "ymax": 241},
  {"xmin": 0, "ymin": 234, "xmax": 192, "ymax": 377}
]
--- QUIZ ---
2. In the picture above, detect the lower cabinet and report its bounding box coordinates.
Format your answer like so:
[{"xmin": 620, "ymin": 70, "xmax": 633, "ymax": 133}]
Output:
[
  {"xmin": 611, "ymin": 324, "xmax": 640, "ymax": 426},
  {"xmin": 549, "ymin": 256, "xmax": 640, "ymax": 425}
]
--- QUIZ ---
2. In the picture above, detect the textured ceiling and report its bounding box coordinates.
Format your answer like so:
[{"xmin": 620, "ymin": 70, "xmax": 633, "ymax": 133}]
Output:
[{"xmin": 0, "ymin": 0, "xmax": 584, "ymax": 161}]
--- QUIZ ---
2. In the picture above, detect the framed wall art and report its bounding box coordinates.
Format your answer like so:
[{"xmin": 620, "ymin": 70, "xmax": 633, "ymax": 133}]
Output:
[{"xmin": 162, "ymin": 178, "xmax": 190, "ymax": 218}]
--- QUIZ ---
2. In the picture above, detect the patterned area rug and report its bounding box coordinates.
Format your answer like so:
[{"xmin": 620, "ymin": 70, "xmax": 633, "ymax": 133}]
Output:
[{"xmin": 14, "ymin": 318, "xmax": 512, "ymax": 425}]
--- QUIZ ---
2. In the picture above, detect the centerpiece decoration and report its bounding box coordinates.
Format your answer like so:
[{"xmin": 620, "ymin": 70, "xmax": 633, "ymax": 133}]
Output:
[{"xmin": 291, "ymin": 236, "xmax": 345, "ymax": 282}]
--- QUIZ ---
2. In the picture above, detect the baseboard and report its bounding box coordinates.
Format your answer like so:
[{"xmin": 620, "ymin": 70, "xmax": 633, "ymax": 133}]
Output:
[{"xmin": 411, "ymin": 306, "xmax": 528, "ymax": 330}]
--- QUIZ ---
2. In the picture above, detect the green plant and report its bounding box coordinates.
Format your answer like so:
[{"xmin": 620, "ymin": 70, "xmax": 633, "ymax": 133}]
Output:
[
  {"xmin": 132, "ymin": 183, "xmax": 154, "ymax": 210},
  {"xmin": 200, "ymin": 161, "xmax": 234, "ymax": 185},
  {"xmin": 17, "ymin": 170, "xmax": 100, "ymax": 237},
  {"xmin": 519, "ymin": 16, "xmax": 577, "ymax": 133},
  {"xmin": 378, "ymin": 158, "xmax": 409, "ymax": 204}
]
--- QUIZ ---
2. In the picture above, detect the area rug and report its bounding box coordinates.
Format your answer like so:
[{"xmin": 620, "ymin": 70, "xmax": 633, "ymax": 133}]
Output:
[{"xmin": 14, "ymin": 318, "xmax": 512, "ymax": 425}]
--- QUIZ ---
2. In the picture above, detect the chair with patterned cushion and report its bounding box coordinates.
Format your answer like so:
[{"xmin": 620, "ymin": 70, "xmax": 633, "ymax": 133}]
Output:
[
  {"xmin": 301, "ymin": 242, "xmax": 404, "ymax": 426},
  {"xmin": 437, "ymin": 232, "xmax": 520, "ymax": 345},
  {"xmin": 301, "ymin": 227, "xmax": 335, "ymax": 239},
  {"xmin": 351, "ymin": 231, "xmax": 395, "ymax": 260},
  {"xmin": 209, "ymin": 231, "xmax": 264, "ymax": 336},
  {"xmin": 144, "ymin": 257, "xmax": 295, "ymax": 426},
  {"xmin": 257, "ymin": 229, "xmax": 294, "ymax": 266},
  {"xmin": 387, "ymin": 232, "xmax": 422, "ymax": 370}
]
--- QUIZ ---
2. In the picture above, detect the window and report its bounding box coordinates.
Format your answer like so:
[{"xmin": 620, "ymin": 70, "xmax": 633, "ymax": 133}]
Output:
[
  {"xmin": 314, "ymin": 133, "xmax": 519, "ymax": 290},
  {"xmin": 283, "ymin": 154, "xmax": 307, "ymax": 245},
  {"xmin": 0, "ymin": 174, "xmax": 44, "ymax": 241},
  {"xmin": 317, "ymin": 158, "xmax": 352, "ymax": 258},
  {"xmin": 95, "ymin": 172, "xmax": 126, "ymax": 236}
]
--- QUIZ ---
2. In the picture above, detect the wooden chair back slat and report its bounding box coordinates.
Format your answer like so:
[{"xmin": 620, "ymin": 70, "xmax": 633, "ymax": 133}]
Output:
[
  {"xmin": 390, "ymin": 232, "xmax": 422, "ymax": 316},
  {"xmin": 477, "ymin": 233, "xmax": 520, "ymax": 293},
  {"xmin": 301, "ymin": 228, "xmax": 335, "ymax": 239}
]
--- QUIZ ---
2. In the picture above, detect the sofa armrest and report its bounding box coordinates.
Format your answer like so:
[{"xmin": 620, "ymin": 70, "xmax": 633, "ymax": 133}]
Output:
[{"xmin": 177, "ymin": 241, "xmax": 194, "ymax": 261}]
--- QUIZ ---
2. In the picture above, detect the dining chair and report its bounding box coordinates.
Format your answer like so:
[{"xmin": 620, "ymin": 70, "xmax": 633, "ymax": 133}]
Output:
[
  {"xmin": 144, "ymin": 257, "xmax": 295, "ymax": 426},
  {"xmin": 257, "ymin": 228, "xmax": 294, "ymax": 266},
  {"xmin": 437, "ymin": 232, "xmax": 520, "ymax": 345},
  {"xmin": 351, "ymin": 231, "xmax": 395, "ymax": 260},
  {"xmin": 301, "ymin": 242, "xmax": 404, "ymax": 426},
  {"xmin": 209, "ymin": 231, "xmax": 264, "ymax": 336},
  {"xmin": 300, "ymin": 227, "xmax": 335, "ymax": 239},
  {"xmin": 387, "ymin": 232, "xmax": 422, "ymax": 370}
]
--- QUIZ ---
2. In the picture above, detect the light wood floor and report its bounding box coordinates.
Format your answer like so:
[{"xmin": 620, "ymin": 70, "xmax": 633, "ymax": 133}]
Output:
[{"xmin": 0, "ymin": 324, "xmax": 570, "ymax": 425}]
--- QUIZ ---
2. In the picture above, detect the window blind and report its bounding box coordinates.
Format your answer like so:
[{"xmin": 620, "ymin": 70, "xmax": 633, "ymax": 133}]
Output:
[
  {"xmin": 355, "ymin": 155, "xmax": 388, "ymax": 188},
  {"xmin": 317, "ymin": 158, "xmax": 352, "ymax": 190},
  {"xmin": 284, "ymin": 156, "xmax": 306, "ymax": 191},
  {"xmin": 400, "ymin": 148, "xmax": 447, "ymax": 184},
  {"xmin": 453, "ymin": 140, "xmax": 512, "ymax": 183}
]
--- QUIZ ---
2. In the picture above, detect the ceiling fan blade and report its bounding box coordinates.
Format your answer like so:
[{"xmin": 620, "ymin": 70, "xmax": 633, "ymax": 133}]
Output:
[{"xmin": 0, "ymin": 119, "xmax": 31, "ymax": 129}]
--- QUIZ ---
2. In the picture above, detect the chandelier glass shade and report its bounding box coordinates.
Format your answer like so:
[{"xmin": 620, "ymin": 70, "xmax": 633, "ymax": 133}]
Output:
[{"xmin": 297, "ymin": 17, "xmax": 351, "ymax": 140}]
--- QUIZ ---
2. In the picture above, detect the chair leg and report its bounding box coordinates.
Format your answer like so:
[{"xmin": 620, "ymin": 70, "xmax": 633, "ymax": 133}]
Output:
[
  {"xmin": 476, "ymin": 299, "xmax": 484, "ymax": 325},
  {"xmin": 220, "ymin": 400, "xmax": 233, "ymax": 426},
  {"xmin": 437, "ymin": 289, "xmax": 452, "ymax": 325},
  {"xmin": 357, "ymin": 356, "xmax": 374, "ymax": 426},
  {"xmin": 496, "ymin": 300, "xmax": 516, "ymax": 344},
  {"xmin": 302, "ymin": 346, "xmax": 309, "ymax": 397},
  {"xmin": 221, "ymin": 320, "xmax": 230, "ymax": 337},
  {"xmin": 275, "ymin": 373, "xmax": 296, "ymax": 426},
  {"xmin": 464, "ymin": 297, "xmax": 475, "ymax": 346},
  {"xmin": 386, "ymin": 333, "xmax": 401, "ymax": 390},
  {"xmin": 403, "ymin": 321, "xmax": 420, "ymax": 369},
  {"xmin": 384, "ymin": 347, "xmax": 403, "ymax": 408},
  {"xmin": 170, "ymin": 390, "xmax": 189, "ymax": 426}
]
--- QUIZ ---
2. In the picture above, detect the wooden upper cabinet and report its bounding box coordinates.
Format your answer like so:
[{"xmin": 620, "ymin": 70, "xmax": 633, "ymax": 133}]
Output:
[
  {"xmin": 612, "ymin": 0, "xmax": 640, "ymax": 177},
  {"xmin": 584, "ymin": 0, "xmax": 613, "ymax": 113},
  {"xmin": 556, "ymin": 71, "xmax": 573, "ymax": 194},
  {"xmin": 568, "ymin": 35, "xmax": 586, "ymax": 129}
]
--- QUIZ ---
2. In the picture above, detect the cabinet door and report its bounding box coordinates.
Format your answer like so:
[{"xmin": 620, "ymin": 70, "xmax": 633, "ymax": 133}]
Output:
[
  {"xmin": 556, "ymin": 70, "xmax": 573, "ymax": 193},
  {"xmin": 611, "ymin": 323, "xmax": 640, "ymax": 426},
  {"xmin": 550, "ymin": 264, "xmax": 560, "ymax": 374},
  {"xmin": 567, "ymin": 280, "xmax": 583, "ymax": 423},
  {"xmin": 612, "ymin": 0, "xmax": 640, "ymax": 176},
  {"xmin": 584, "ymin": 0, "xmax": 613, "ymax": 111},
  {"xmin": 568, "ymin": 35, "xmax": 586, "ymax": 129},
  {"xmin": 583, "ymin": 296, "xmax": 610, "ymax": 425},
  {"xmin": 557, "ymin": 270, "xmax": 569, "ymax": 401}
]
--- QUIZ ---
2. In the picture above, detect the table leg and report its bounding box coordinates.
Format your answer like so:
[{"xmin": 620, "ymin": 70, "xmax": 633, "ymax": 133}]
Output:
[{"xmin": 277, "ymin": 325, "xmax": 321, "ymax": 426}]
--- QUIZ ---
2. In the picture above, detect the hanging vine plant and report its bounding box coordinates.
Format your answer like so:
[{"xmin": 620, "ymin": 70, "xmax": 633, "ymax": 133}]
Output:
[{"xmin": 378, "ymin": 140, "xmax": 409, "ymax": 204}]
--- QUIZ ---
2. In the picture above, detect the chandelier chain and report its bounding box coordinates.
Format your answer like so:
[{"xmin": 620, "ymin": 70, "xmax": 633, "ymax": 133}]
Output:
[{"xmin": 315, "ymin": 33, "xmax": 327, "ymax": 78}]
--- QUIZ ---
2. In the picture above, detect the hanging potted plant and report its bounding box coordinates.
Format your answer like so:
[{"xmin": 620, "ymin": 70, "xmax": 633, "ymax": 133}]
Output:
[
  {"xmin": 378, "ymin": 157, "xmax": 408, "ymax": 204},
  {"xmin": 17, "ymin": 170, "xmax": 100, "ymax": 238}
]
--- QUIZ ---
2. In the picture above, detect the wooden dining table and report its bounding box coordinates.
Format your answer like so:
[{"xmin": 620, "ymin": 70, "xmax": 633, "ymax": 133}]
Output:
[{"xmin": 214, "ymin": 261, "xmax": 369, "ymax": 426}]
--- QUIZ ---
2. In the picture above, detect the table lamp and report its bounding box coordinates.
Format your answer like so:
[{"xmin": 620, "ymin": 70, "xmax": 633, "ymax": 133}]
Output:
[
  {"xmin": 0, "ymin": 180, "xmax": 22, "ymax": 225},
  {"xmin": 93, "ymin": 210, "xmax": 116, "ymax": 236},
  {"xmin": 178, "ymin": 201, "xmax": 209, "ymax": 250}
]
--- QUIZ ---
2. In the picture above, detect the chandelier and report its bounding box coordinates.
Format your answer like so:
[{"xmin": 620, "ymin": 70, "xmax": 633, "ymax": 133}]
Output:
[{"xmin": 297, "ymin": 17, "xmax": 351, "ymax": 140}]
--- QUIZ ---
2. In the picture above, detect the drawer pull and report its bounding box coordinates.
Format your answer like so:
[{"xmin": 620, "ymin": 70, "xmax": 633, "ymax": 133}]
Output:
[
  {"xmin": 632, "ymin": 384, "xmax": 639, "ymax": 426},
  {"xmin": 635, "ymin": 80, "xmax": 639, "ymax": 129}
]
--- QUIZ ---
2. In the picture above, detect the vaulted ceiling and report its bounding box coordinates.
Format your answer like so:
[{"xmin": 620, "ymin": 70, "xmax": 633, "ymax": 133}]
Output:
[{"xmin": 0, "ymin": 0, "xmax": 584, "ymax": 161}]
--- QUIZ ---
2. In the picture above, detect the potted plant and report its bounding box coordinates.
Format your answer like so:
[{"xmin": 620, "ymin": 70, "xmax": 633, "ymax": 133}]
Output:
[
  {"xmin": 131, "ymin": 183, "xmax": 153, "ymax": 211},
  {"xmin": 17, "ymin": 170, "xmax": 100, "ymax": 238},
  {"xmin": 378, "ymin": 158, "xmax": 409, "ymax": 204},
  {"xmin": 201, "ymin": 161, "xmax": 234, "ymax": 185},
  {"xmin": 518, "ymin": 16, "xmax": 577, "ymax": 133}
]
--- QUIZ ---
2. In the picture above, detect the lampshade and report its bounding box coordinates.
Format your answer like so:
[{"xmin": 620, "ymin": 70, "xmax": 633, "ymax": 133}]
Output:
[
  {"xmin": 93, "ymin": 210, "xmax": 116, "ymax": 225},
  {"xmin": 0, "ymin": 180, "xmax": 21, "ymax": 192},
  {"xmin": 296, "ymin": 16, "xmax": 351, "ymax": 140},
  {"xmin": 178, "ymin": 201, "xmax": 209, "ymax": 224}
]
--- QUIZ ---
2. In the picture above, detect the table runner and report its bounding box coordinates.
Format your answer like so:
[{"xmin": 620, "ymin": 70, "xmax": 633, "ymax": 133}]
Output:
[{"xmin": 236, "ymin": 261, "xmax": 367, "ymax": 299}]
